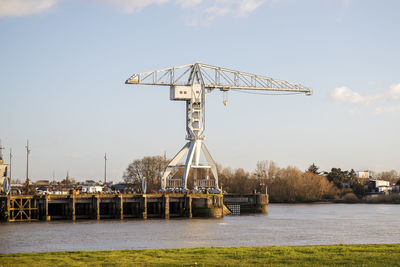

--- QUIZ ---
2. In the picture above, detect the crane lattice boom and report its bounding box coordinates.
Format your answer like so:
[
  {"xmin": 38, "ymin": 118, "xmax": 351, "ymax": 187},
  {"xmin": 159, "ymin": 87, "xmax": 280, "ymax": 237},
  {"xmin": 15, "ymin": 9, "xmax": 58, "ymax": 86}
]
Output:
[{"xmin": 126, "ymin": 63, "xmax": 312, "ymax": 94}]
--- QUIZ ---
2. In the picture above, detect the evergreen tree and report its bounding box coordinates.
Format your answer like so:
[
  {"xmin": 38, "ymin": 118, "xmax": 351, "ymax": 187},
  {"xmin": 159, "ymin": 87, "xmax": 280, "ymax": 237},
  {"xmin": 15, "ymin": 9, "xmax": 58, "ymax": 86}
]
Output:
[{"xmin": 307, "ymin": 163, "xmax": 320, "ymax": 174}]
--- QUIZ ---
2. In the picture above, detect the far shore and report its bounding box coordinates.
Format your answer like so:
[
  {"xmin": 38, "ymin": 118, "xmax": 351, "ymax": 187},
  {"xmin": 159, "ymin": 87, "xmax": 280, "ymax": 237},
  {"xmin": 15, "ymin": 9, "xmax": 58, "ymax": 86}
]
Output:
[{"xmin": 269, "ymin": 194, "xmax": 400, "ymax": 204}]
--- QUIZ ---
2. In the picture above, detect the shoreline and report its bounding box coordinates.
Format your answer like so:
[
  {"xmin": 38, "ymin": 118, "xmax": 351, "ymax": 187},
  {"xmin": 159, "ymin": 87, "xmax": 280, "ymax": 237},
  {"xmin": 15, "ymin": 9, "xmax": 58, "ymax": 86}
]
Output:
[
  {"xmin": 269, "ymin": 196, "xmax": 400, "ymax": 204},
  {"xmin": 1, "ymin": 244, "xmax": 400, "ymax": 266}
]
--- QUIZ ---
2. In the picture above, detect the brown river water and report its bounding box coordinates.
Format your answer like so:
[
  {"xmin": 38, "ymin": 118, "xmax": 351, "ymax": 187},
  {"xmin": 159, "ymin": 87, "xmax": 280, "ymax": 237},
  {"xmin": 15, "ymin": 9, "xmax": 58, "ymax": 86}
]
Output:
[{"xmin": 1, "ymin": 203, "xmax": 400, "ymax": 254}]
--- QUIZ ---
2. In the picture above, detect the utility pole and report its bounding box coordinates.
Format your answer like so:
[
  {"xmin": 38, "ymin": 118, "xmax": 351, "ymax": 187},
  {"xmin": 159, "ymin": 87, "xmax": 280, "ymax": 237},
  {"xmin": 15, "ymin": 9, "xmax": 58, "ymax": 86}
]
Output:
[
  {"xmin": 0, "ymin": 139, "xmax": 4, "ymax": 161},
  {"xmin": 104, "ymin": 153, "xmax": 107, "ymax": 184},
  {"xmin": 26, "ymin": 140, "xmax": 30, "ymax": 182},
  {"xmin": 9, "ymin": 148, "xmax": 12, "ymax": 182}
]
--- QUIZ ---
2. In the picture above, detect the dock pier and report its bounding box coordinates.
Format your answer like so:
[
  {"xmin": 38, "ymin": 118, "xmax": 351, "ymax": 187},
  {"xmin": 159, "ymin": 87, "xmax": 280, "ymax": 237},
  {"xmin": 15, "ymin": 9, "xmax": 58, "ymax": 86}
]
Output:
[{"xmin": 0, "ymin": 193, "xmax": 268, "ymax": 222}]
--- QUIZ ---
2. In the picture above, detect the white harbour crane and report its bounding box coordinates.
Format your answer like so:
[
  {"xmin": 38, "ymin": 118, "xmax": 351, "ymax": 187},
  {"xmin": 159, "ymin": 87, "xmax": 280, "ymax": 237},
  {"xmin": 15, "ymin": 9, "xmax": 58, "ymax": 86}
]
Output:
[{"xmin": 125, "ymin": 63, "xmax": 312, "ymax": 192}]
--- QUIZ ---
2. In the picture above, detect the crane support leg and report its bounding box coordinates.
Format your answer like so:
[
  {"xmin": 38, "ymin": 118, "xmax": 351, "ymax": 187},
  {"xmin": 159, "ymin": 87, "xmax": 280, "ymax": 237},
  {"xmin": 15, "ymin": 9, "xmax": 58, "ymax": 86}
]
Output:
[
  {"xmin": 192, "ymin": 140, "xmax": 202, "ymax": 187},
  {"xmin": 162, "ymin": 139, "xmax": 220, "ymax": 191},
  {"xmin": 161, "ymin": 142, "xmax": 190, "ymax": 189},
  {"xmin": 183, "ymin": 141, "xmax": 196, "ymax": 190},
  {"xmin": 201, "ymin": 143, "xmax": 219, "ymax": 189}
]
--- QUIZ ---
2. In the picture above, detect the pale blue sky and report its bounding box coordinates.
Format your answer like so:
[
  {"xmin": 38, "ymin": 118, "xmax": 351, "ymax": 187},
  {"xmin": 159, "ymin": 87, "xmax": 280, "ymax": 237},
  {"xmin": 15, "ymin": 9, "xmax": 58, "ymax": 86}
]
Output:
[{"xmin": 1, "ymin": 0, "xmax": 399, "ymax": 182}]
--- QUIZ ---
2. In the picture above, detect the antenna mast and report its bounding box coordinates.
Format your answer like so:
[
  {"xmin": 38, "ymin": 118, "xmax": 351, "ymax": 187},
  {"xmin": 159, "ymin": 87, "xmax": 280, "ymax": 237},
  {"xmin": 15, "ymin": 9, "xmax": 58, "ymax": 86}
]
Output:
[
  {"xmin": 104, "ymin": 153, "xmax": 107, "ymax": 184},
  {"xmin": 0, "ymin": 139, "xmax": 4, "ymax": 161},
  {"xmin": 9, "ymin": 148, "xmax": 12, "ymax": 182},
  {"xmin": 26, "ymin": 140, "xmax": 30, "ymax": 182}
]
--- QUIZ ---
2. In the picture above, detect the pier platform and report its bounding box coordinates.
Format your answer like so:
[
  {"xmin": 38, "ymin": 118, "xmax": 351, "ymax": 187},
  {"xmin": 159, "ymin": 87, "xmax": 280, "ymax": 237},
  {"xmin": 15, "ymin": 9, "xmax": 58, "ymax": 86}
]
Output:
[{"xmin": 0, "ymin": 193, "xmax": 268, "ymax": 222}]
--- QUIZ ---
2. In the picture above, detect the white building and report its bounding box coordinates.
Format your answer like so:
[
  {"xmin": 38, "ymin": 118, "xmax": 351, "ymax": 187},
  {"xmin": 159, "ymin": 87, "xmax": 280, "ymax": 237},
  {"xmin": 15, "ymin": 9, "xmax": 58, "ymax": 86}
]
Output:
[
  {"xmin": 374, "ymin": 180, "xmax": 390, "ymax": 187},
  {"xmin": 370, "ymin": 179, "xmax": 391, "ymax": 193},
  {"xmin": 357, "ymin": 171, "xmax": 370, "ymax": 179},
  {"xmin": 81, "ymin": 185, "xmax": 103, "ymax": 193}
]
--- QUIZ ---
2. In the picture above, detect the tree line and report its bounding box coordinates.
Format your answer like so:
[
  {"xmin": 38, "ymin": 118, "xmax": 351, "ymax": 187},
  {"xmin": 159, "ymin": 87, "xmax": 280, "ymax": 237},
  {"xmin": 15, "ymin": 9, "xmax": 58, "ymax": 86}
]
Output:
[{"xmin": 123, "ymin": 156, "xmax": 400, "ymax": 202}]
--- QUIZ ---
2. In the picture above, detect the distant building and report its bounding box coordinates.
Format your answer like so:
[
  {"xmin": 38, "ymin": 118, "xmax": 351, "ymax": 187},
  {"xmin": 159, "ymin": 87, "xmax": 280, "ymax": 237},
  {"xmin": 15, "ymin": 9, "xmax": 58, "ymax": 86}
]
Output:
[
  {"xmin": 111, "ymin": 183, "xmax": 136, "ymax": 194},
  {"xmin": 85, "ymin": 180, "xmax": 96, "ymax": 186},
  {"xmin": 357, "ymin": 171, "xmax": 370, "ymax": 179},
  {"xmin": 35, "ymin": 180, "xmax": 51, "ymax": 193},
  {"xmin": 392, "ymin": 185, "xmax": 400, "ymax": 192},
  {"xmin": 36, "ymin": 180, "xmax": 50, "ymax": 186},
  {"xmin": 81, "ymin": 185, "xmax": 103, "ymax": 193},
  {"xmin": 371, "ymin": 179, "xmax": 390, "ymax": 187},
  {"xmin": 369, "ymin": 179, "xmax": 391, "ymax": 193}
]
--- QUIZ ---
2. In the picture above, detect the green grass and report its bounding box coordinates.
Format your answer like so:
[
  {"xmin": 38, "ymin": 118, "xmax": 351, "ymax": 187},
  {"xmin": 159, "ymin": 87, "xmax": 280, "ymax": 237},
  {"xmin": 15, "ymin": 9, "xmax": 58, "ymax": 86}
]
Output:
[{"xmin": 1, "ymin": 244, "xmax": 400, "ymax": 266}]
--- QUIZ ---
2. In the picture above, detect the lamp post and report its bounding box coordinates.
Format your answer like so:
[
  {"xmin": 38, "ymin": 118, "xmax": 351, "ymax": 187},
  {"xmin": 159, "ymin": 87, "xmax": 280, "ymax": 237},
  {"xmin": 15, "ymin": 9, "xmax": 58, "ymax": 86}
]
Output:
[
  {"xmin": 9, "ymin": 148, "xmax": 12, "ymax": 182},
  {"xmin": 104, "ymin": 153, "xmax": 107, "ymax": 184},
  {"xmin": 26, "ymin": 140, "xmax": 30, "ymax": 182}
]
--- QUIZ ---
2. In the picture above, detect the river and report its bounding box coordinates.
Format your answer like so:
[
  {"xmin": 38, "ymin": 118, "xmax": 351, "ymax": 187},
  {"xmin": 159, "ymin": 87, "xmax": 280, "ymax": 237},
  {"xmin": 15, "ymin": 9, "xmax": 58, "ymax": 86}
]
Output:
[{"xmin": 1, "ymin": 203, "xmax": 400, "ymax": 254}]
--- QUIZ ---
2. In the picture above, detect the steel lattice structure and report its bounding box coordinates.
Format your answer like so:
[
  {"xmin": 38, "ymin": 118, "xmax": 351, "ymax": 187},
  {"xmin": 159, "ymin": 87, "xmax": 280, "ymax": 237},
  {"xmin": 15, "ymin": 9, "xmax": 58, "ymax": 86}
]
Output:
[
  {"xmin": 126, "ymin": 62, "xmax": 312, "ymax": 93},
  {"xmin": 126, "ymin": 63, "xmax": 312, "ymax": 192}
]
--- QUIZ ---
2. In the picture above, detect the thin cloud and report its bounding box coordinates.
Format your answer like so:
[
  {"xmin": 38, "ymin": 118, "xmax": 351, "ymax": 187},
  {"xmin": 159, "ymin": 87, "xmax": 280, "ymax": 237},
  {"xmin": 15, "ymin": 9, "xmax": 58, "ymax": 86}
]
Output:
[
  {"xmin": 206, "ymin": 5, "xmax": 230, "ymax": 18},
  {"xmin": 0, "ymin": 0, "xmax": 266, "ymax": 21},
  {"xmin": 238, "ymin": 0, "xmax": 265, "ymax": 17},
  {"xmin": 331, "ymin": 83, "xmax": 400, "ymax": 114},
  {"xmin": 348, "ymin": 108, "xmax": 361, "ymax": 116},
  {"xmin": 388, "ymin": 83, "xmax": 400, "ymax": 101},
  {"xmin": 182, "ymin": 0, "xmax": 266, "ymax": 25},
  {"xmin": 375, "ymin": 105, "xmax": 400, "ymax": 115},
  {"xmin": 330, "ymin": 86, "xmax": 379, "ymax": 105},
  {"xmin": 175, "ymin": 0, "xmax": 203, "ymax": 8},
  {"xmin": 101, "ymin": 0, "xmax": 169, "ymax": 12},
  {"xmin": 0, "ymin": 0, "xmax": 59, "ymax": 17}
]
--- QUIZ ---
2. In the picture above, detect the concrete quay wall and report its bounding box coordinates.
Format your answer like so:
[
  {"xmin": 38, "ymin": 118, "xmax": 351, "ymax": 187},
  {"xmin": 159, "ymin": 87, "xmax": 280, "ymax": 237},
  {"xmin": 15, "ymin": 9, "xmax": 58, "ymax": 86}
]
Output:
[
  {"xmin": 0, "ymin": 193, "xmax": 268, "ymax": 222},
  {"xmin": 0, "ymin": 193, "xmax": 223, "ymax": 222},
  {"xmin": 223, "ymin": 194, "xmax": 269, "ymax": 214}
]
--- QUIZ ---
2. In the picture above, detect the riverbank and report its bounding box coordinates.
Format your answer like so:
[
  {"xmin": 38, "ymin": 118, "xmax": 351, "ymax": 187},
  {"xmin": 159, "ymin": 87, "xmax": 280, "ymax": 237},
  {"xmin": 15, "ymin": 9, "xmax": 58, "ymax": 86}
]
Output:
[
  {"xmin": 1, "ymin": 244, "xmax": 399, "ymax": 266},
  {"xmin": 269, "ymin": 193, "xmax": 400, "ymax": 204}
]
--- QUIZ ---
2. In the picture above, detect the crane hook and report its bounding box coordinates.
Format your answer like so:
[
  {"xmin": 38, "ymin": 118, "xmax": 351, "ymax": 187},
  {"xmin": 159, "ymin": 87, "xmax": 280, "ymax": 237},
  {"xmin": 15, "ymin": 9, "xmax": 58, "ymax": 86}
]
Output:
[{"xmin": 223, "ymin": 91, "xmax": 228, "ymax": 106}]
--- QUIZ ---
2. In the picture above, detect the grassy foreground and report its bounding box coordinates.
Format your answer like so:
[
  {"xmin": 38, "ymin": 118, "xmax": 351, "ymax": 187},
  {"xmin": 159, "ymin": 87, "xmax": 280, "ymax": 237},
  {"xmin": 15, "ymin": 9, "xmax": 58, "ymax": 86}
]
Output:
[{"xmin": 1, "ymin": 244, "xmax": 400, "ymax": 266}]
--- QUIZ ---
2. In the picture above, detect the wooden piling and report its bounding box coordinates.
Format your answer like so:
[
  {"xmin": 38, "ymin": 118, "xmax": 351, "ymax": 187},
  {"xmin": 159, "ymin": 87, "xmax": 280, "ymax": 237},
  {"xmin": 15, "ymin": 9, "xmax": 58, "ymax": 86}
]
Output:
[
  {"xmin": 95, "ymin": 195, "xmax": 100, "ymax": 220},
  {"xmin": 71, "ymin": 194, "xmax": 76, "ymax": 221},
  {"xmin": 188, "ymin": 195, "xmax": 192, "ymax": 218},
  {"xmin": 142, "ymin": 195, "xmax": 147, "ymax": 220},
  {"xmin": 164, "ymin": 195, "xmax": 170, "ymax": 219},
  {"xmin": 119, "ymin": 195, "xmax": 123, "ymax": 220},
  {"xmin": 45, "ymin": 195, "xmax": 50, "ymax": 221}
]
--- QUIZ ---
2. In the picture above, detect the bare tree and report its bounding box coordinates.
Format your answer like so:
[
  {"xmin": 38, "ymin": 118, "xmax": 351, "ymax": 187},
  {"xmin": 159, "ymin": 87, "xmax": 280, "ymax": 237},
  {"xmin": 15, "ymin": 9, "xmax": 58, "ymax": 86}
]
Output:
[
  {"xmin": 252, "ymin": 161, "xmax": 268, "ymax": 193},
  {"xmin": 267, "ymin": 161, "xmax": 279, "ymax": 180},
  {"xmin": 123, "ymin": 155, "xmax": 169, "ymax": 192},
  {"xmin": 254, "ymin": 160, "xmax": 268, "ymax": 180},
  {"xmin": 377, "ymin": 170, "xmax": 399, "ymax": 183}
]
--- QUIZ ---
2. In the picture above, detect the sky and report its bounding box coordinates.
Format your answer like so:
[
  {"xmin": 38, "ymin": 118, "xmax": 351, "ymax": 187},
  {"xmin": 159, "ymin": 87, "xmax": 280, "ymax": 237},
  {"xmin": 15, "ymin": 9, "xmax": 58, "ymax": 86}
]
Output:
[{"xmin": 0, "ymin": 0, "xmax": 399, "ymax": 182}]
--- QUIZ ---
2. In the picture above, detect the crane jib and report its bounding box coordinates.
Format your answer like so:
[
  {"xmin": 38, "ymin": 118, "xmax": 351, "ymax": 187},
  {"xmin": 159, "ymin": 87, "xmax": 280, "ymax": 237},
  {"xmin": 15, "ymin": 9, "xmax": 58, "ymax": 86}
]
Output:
[{"xmin": 125, "ymin": 62, "xmax": 312, "ymax": 95}]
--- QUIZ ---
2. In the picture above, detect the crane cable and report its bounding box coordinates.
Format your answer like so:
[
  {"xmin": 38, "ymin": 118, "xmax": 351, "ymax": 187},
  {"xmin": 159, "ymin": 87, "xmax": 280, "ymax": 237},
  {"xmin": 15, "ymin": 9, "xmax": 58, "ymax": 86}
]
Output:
[
  {"xmin": 223, "ymin": 91, "xmax": 228, "ymax": 106},
  {"xmin": 221, "ymin": 89, "xmax": 302, "ymax": 106},
  {"xmin": 231, "ymin": 89, "xmax": 304, "ymax": 96}
]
